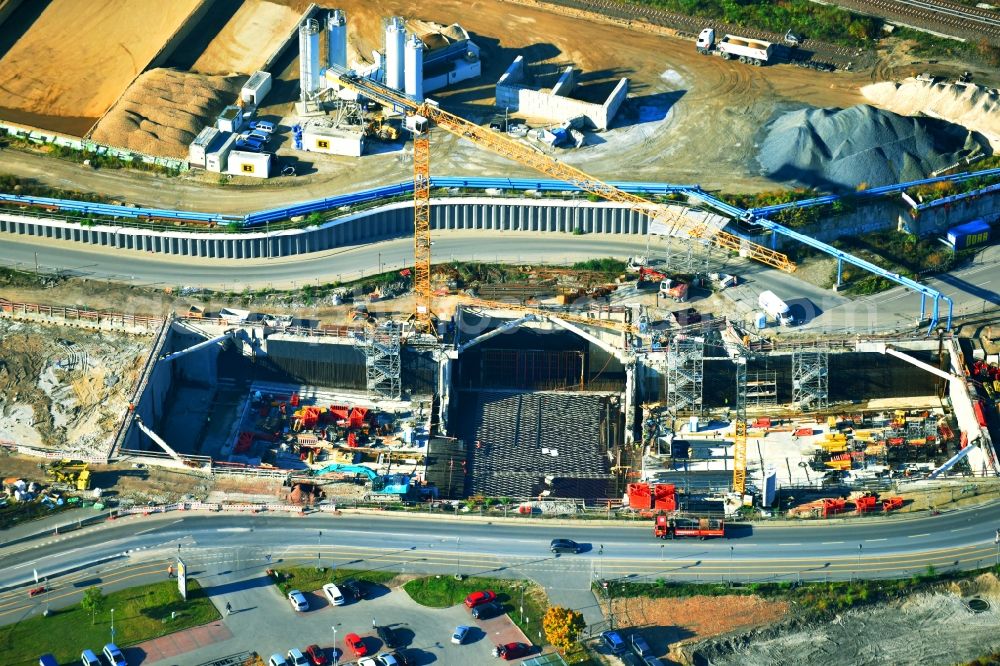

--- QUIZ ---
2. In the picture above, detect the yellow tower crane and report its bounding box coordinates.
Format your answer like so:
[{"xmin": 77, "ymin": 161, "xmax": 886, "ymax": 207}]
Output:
[{"xmin": 325, "ymin": 66, "xmax": 795, "ymax": 334}]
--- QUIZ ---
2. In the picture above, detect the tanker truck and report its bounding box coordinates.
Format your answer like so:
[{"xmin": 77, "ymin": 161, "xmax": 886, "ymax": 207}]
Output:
[{"xmin": 696, "ymin": 28, "xmax": 773, "ymax": 66}]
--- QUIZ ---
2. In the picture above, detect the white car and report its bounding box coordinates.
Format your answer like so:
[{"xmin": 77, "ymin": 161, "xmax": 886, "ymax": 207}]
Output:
[
  {"xmin": 286, "ymin": 649, "xmax": 310, "ymax": 666},
  {"xmin": 288, "ymin": 589, "xmax": 309, "ymax": 612},
  {"xmin": 377, "ymin": 655, "xmax": 400, "ymax": 666},
  {"xmin": 357, "ymin": 659, "xmax": 379, "ymax": 666},
  {"xmin": 451, "ymin": 625, "xmax": 471, "ymax": 645},
  {"xmin": 267, "ymin": 655, "xmax": 288, "ymax": 666},
  {"xmin": 323, "ymin": 582, "xmax": 345, "ymax": 606}
]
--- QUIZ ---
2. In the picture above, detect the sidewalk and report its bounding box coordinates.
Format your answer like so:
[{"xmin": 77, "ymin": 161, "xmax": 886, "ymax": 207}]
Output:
[
  {"xmin": 134, "ymin": 620, "xmax": 233, "ymax": 664},
  {"xmin": 0, "ymin": 506, "xmax": 110, "ymax": 547}
]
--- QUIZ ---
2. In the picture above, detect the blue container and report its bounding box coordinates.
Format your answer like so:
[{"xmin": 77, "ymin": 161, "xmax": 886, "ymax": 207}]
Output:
[{"xmin": 946, "ymin": 219, "xmax": 991, "ymax": 250}]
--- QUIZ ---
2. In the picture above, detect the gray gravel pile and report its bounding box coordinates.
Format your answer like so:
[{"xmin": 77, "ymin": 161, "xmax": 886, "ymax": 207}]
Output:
[{"xmin": 757, "ymin": 104, "xmax": 987, "ymax": 190}]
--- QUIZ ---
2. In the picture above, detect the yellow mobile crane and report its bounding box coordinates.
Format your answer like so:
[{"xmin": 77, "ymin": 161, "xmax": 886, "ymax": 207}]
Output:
[{"xmin": 324, "ymin": 66, "xmax": 795, "ymax": 336}]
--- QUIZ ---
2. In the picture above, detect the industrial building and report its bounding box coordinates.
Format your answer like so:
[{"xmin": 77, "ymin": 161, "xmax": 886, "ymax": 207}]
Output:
[
  {"xmin": 496, "ymin": 55, "xmax": 629, "ymax": 130},
  {"xmin": 205, "ymin": 132, "xmax": 238, "ymax": 173},
  {"xmin": 216, "ymin": 105, "xmax": 244, "ymax": 134}
]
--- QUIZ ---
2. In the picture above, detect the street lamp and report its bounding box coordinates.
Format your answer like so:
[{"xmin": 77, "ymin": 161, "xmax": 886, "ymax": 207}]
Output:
[
  {"xmin": 994, "ymin": 529, "xmax": 999, "ymax": 567},
  {"xmin": 332, "ymin": 626, "xmax": 338, "ymax": 666},
  {"xmin": 858, "ymin": 543, "xmax": 863, "ymax": 574},
  {"xmin": 729, "ymin": 546, "xmax": 734, "ymax": 584},
  {"xmin": 456, "ymin": 536, "xmax": 462, "ymax": 579},
  {"xmin": 110, "ymin": 607, "xmax": 115, "ymax": 644},
  {"xmin": 318, "ymin": 530, "xmax": 323, "ymax": 569}
]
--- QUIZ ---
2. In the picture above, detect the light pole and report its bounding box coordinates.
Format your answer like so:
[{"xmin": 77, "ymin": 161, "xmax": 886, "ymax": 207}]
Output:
[
  {"xmin": 660, "ymin": 544, "xmax": 664, "ymax": 561},
  {"xmin": 858, "ymin": 543, "xmax": 863, "ymax": 574},
  {"xmin": 318, "ymin": 530, "xmax": 322, "ymax": 569},
  {"xmin": 332, "ymin": 626, "xmax": 338, "ymax": 666},
  {"xmin": 110, "ymin": 607, "xmax": 115, "ymax": 644},
  {"xmin": 729, "ymin": 546, "xmax": 734, "ymax": 584},
  {"xmin": 994, "ymin": 529, "xmax": 999, "ymax": 567},
  {"xmin": 456, "ymin": 536, "xmax": 462, "ymax": 579}
]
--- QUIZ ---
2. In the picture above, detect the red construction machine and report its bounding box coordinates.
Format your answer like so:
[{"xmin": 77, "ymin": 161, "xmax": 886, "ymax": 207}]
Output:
[
  {"xmin": 654, "ymin": 514, "xmax": 726, "ymax": 539},
  {"xmin": 637, "ymin": 268, "xmax": 689, "ymax": 302}
]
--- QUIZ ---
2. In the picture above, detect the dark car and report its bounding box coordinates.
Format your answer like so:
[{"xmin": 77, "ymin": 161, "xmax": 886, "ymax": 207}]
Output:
[
  {"xmin": 471, "ymin": 601, "xmax": 503, "ymax": 620},
  {"xmin": 386, "ymin": 651, "xmax": 411, "ymax": 666},
  {"xmin": 631, "ymin": 633, "xmax": 653, "ymax": 658},
  {"xmin": 340, "ymin": 578, "xmax": 367, "ymax": 600},
  {"xmin": 550, "ymin": 538, "xmax": 580, "ymax": 554},
  {"xmin": 620, "ymin": 654, "xmax": 644, "ymax": 666},
  {"xmin": 377, "ymin": 624, "xmax": 399, "ymax": 649},
  {"xmin": 602, "ymin": 630, "xmax": 626, "ymax": 654}
]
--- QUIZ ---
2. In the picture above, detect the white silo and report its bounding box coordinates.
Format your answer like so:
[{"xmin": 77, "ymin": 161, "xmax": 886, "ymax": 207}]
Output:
[
  {"xmin": 404, "ymin": 34, "xmax": 424, "ymax": 102},
  {"xmin": 385, "ymin": 16, "xmax": 406, "ymax": 91},
  {"xmin": 326, "ymin": 9, "xmax": 347, "ymax": 69},
  {"xmin": 298, "ymin": 18, "xmax": 321, "ymax": 100}
]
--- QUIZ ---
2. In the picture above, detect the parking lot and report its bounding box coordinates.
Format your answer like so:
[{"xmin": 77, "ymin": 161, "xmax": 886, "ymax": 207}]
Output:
[{"xmin": 141, "ymin": 570, "xmax": 534, "ymax": 666}]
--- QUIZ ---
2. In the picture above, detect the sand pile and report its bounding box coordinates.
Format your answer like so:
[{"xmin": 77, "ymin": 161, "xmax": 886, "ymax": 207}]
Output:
[
  {"xmin": 863, "ymin": 78, "xmax": 1000, "ymax": 150},
  {"xmin": 757, "ymin": 104, "xmax": 988, "ymax": 190},
  {"xmin": 191, "ymin": 0, "xmax": 301, "ymax": 75},
  {"xmin": 90, "ymin": 68, "xmax": 245, "ymax": 159}
]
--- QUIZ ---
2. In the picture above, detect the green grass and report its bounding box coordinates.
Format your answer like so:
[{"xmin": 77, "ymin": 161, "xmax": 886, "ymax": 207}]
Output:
[
  {"xmin": 271, "ymin": 566, "xmax": 398, "ymax": 596},
  {"xmin": 0, "ymin": 580, "xmax": 219, "ymax": 666},
  {"xmin": 403, "ymin": 575, "xmax": 549, "ymax": 642},
  {"xmin": 570, "ymin": 258, "xmax": 627, "ymax": 274}
]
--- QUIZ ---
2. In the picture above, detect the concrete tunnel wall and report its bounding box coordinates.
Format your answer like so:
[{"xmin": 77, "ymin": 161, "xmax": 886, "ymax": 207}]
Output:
[{"xmin": 0, "ymin": 198, "xmax": 649, "ymax": 260}]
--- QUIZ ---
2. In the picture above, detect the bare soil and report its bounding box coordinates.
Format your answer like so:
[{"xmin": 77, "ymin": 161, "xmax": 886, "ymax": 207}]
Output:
[
  {"xmin": 0, "ymin": 0, "xmax": 202, "ymax": 129},
  {"xmin": 190, "ymin": 0, "xmax": 301, "ymax": 76},
  {"xmin": 604, "ymin": 594, "xmax": 790, "ymax": 659},
  {"xmin": 0, "ymin": 318, "xmax": 151, "ymax": 456},
  {"xmin": 691, "ymin": 574, "xmax": 1000, "ymax": 666}
]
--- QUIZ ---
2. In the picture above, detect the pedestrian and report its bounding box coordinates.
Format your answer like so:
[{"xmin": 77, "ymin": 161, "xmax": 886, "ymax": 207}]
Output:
[
  {"xmin": 167, "ymin": 564, "xmax": 174, "ymax": 579},
  {"xmin": 226, "ymin": 602, "xmax": 232, "ymax": 615}
]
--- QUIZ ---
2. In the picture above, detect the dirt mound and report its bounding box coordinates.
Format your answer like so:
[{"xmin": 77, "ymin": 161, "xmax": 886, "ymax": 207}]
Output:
[
  {"xmin": 757, "ymin": 104, "xmax": 988, "ymax": 190},
  {"xmin": 89, "ymin": 68, "xmax": 245, "ymax": 158},
  {"xmin": 0, "ymin": 0, "xmax": 201, "ymax": 123},
  {"xmin": 862, "ymin": 78, "xmax": 1000, "ymax": 151}
]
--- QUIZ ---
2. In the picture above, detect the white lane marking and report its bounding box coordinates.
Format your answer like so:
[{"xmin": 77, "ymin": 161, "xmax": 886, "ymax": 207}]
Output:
[
  {"xmin": 778, "ymin": 543, "xmax": 802, "ymax": 546},
  {"xmin": 865, "ymin": 538, "xmax": 887, "ymax": 542},
  {"xmin": 216, "ymin": 528, "xmax": 252, "ymax": 533},
  {"xmin": 821, "ymin": 541, "xmax": 844, "ymax": 545},
  {"xmin": 135, "ymin": 519, "xmax": 182, "ymax": 536},
  {"xmin": 951, "ymin": 527, "xmax": 969, "ymax": 532},
  {"xmin": 908, "ymin": 533, "xmax": 930, "ymax": 538}
]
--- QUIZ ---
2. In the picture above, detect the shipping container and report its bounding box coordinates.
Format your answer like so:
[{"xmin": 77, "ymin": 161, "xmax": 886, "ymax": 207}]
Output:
[{"xmin": 946, "ymin": 219, "xmax": 991, "ymax": 250}]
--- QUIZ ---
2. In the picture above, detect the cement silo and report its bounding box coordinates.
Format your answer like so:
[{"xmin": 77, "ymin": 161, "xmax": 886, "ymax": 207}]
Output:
[
  {"xmin": 298, "ymin": 18, "xmax": 321, "ymax": 100},
  {"xmin": 326, "ymin": 9, "xmax": 347, "ymax": 69},
  {"xmin": 404, "ymin": 34, "xmax": 424, "ymax": 102},
  {"xmin": 385, "ymin": 16, "xmax": 406, "ymax": 91}
]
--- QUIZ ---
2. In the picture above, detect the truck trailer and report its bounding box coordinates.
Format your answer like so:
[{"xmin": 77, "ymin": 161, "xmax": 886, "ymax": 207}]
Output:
[
  {"xmin": 696, "ymin": 28, "xmax": 773, "ymax": 66},
  {"xmin": 758, "ymin": 290, "xmax": 796, "ymax": 326},
  {"xmin": 654, "ymin": 514, "xmax": 726, "ymax": 539}
]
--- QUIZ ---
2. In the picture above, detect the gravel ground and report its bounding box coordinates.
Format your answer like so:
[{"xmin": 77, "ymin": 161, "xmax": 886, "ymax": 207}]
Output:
[{"xmin": 690, "ymin": 574, "xmax": 1000, "ymax": 666}]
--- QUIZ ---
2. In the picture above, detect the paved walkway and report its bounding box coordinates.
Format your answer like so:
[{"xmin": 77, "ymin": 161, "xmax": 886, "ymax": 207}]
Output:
[
  {"xmin": 0, "ymin": 506, "xmax": 108, "ymax": 547},
  {"xmin": 134, "ymin": 620, "xmax": 233, "ymax": 664}
]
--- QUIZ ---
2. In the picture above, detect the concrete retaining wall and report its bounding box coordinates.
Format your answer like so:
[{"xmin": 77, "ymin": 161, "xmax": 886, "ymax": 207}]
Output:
[{"xmin": 0, "ymin": 198, "xmax": 648, "ymax": 259}]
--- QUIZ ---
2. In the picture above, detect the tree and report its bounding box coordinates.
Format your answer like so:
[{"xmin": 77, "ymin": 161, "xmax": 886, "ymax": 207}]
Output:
[
  {"xmin": 542, "ymin": 606, "xmax": 585, "ymax": 651},
  {"xmin": 81, "ymin": 586, "xmax": 105, "ymax": 625}
]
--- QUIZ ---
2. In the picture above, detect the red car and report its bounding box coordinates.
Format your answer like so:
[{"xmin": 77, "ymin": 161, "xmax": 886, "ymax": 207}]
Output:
[
  {"xmin": 464, "ymin": 589, "xmax": 496, "ymax": 608},
  {"xmin": 304, "ymin": 645, "xmax": 329, "ymax": 666},
  {"xmin": 497, "ymin": 642, "xmax": 530, "ymax": 660},
  {"xmin": 344, "ymin": 633, "xmax": 367, "ymax": 658}
]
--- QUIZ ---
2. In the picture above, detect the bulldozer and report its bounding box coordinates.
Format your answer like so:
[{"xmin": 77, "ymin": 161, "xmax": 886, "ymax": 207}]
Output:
[
  {"xmin": 46, "ymin": 459, "xmax": 91, "ymax": 491},
  {"xmin": 366, "ymin": 115, "xmax": 399, "ymax": 141}
]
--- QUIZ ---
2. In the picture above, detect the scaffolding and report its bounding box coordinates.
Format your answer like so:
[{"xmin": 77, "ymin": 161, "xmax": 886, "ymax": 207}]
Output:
[
  {"xmin": 792, "ymin": 349, "xmax": 829, "ymax": 411},
  {"xmin": 746, "ymin": 371, "xmax": 778, "ymax": 408},
  {"xmin": 733, "ymin": 355, "xmax": 748, "ymax": 495},
  {"xmin": 358, "ymin": 322, "xmax": 401, "ymax": 400},
  {"xmin": 666, "ymin": 336, "xmax": 704, "ymax": 415}
]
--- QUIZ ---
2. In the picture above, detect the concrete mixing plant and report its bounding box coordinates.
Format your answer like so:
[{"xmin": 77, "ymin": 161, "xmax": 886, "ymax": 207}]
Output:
[
  {"xmin": 385, "ymin": 16, "xmax": 406, "ymax": 91},
  {"xmin": 405, "ymin": 34, "xmax": 425, "ymax": 102},
  {"xmin": 298, "ymin": 17, "xmax": 322, "ymax": 104},
  {"xmin": 326, "ymin": 10, "xmax": 347, "ymax": 69}
]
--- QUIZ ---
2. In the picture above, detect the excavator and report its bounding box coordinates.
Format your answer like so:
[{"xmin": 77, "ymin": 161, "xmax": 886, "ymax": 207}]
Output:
[{"xmin": 46, "ymin": 459, "xmax": 91, "ymax": 491}]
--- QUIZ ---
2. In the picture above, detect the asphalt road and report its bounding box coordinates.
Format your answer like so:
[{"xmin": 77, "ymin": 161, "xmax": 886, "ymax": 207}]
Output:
[{"xmin": 3, "ymin": 505, "xmax": 1000, "ymax": 602}]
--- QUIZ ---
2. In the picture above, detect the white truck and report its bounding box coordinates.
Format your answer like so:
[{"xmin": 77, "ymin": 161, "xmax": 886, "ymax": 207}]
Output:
[
  {"xmin": 696, "ymin": 28, "xmax": 774, "ymax": 66},
  {"xmin": 758, "ymin": 290, "xmax": 796, "ymax": 326}
]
